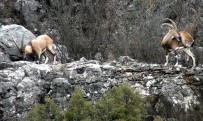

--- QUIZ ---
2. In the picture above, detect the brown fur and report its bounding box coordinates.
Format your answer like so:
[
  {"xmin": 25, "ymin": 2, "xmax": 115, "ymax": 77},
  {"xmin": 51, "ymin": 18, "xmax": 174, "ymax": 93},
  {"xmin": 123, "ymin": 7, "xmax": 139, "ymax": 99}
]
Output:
[
  {"xmin": 161, "ymin": 29, "xmax": 180, "ymax": 49},
  {"xmin": 24, "ymin": 35, "xmax": 56, "ymax": 64},
  {"xmin": 161, "ymin": 19, "xmax": 196, "ymax": 68},
  {"xmin": 179, "ymin": 31, "xmax": 194, "ymax": 47}
]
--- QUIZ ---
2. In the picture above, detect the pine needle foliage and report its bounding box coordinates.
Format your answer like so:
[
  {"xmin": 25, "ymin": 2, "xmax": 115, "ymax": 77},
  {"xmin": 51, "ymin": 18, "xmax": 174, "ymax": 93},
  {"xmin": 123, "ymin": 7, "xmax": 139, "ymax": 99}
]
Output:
[
  {"xmin": 95, "ymin": 83, "xmax": 146, "ymax": 121},
  {"xmin": 63, "ymin": 87, "xmax": 93, "ymax": 121},
  {"xmin": 27, "ymin": 97, "xmax": 62, "ymax": 121}
]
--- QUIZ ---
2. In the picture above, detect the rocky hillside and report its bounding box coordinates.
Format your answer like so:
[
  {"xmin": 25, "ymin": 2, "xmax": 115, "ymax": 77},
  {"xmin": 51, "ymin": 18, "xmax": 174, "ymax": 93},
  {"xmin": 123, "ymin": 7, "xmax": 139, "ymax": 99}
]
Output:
[
  {"xmin": 0, "ymin": 0, "xmax": 203, "ymax": 121},
  {"xmin": 0, "ymin": 56, "xmax": 203, "ymax": 121}
]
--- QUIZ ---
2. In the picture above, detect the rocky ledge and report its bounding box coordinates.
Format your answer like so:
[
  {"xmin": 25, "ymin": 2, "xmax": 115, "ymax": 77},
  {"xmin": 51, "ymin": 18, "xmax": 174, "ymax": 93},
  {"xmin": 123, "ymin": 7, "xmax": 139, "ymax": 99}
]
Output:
[{"xmin": 0, "ymin": 56, "xmax": 203, "ymax": 121}]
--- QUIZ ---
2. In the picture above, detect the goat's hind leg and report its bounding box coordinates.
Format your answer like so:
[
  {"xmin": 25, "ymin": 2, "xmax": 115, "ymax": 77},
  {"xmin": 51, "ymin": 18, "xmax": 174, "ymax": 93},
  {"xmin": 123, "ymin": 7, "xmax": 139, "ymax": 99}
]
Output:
[
  {"xmin": 47, "ymin": 45, "xmax": 56, "ymax": 64},
  {"xmin": 174, "ymin": 46, "xmax": 185, "ymax": 67},
  {"xmin": 183, "ymin": 48, "xmax": 196, "ymax": 68}
]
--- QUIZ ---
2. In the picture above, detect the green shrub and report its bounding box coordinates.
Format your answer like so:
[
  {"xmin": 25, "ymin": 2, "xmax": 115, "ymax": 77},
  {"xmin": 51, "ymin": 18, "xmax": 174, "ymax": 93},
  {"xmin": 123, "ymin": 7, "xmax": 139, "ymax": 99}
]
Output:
[
  {"xmin": 63, "ymin": 87, "xmax": 94, "ymax": 121},
  {"xmin": 27, "ymin": 97, "xmax": 62, "ymax": 121},
  {"xmin": 153, "ymin": 115, "xmax": 164, "ymax": 121},
  {"xmin": 28, "ymin": 84, "xmax": 146, "ymax": 121},
  {"xmin": 134, "ymin": 0, "xmax": 142, "ymax": 6},
  {"xmin": 95, "ymin": 83, "xmax": 146, "ymax": 121}
]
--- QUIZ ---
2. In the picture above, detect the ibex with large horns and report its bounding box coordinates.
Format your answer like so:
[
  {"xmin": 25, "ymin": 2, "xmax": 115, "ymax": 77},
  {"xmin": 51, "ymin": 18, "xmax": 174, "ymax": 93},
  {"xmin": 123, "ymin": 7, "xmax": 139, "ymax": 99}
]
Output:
[
  {"xmin": 161, "ymin": 18, "xmax": 196, "ymax": 68},
  {"xmin": 12, "ymin": 34, "xmax": 56, "ymax": 64}
]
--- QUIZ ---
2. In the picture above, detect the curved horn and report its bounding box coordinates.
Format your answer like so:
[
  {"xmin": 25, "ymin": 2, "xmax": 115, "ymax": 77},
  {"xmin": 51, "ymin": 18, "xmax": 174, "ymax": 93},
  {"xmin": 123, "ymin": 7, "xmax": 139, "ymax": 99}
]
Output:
[
  {"xmin": 21, "ymin": 33, "xmax": 25, "ymax": 51},
  {"xmin": 163, "ymin": 18, "xmax": 178, "ymax": 30},
  {"xmin": 11, "ymin": 36, "xmax": 22, "ymax": 53},
  {"xmin": 161, "ymin": 23, "xmax": 174, "ymax": 29}
]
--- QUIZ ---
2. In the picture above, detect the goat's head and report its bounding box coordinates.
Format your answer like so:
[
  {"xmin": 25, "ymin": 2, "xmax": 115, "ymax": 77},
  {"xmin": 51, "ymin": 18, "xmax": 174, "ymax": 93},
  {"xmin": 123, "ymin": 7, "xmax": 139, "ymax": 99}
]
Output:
[
  {"xmin": 23, "ymin": 43, "xmax": 33, "ymax": 60},
  {"xmin": 11, "ymin": 35, "xmax": 27, "ymax": 60},
  {"xmin": 161, "ymin": 21, "xmax": 181, "ymax": 45}
]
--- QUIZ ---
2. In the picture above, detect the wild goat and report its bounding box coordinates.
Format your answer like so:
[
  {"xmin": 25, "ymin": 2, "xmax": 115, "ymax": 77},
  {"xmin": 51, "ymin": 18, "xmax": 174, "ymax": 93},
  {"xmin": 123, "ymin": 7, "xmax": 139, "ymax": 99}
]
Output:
[
  {"xmin": 13, "ymin": 34, "xmax": 56, "ymax": 64},
  {"xmin": 161, "ymin": 18, "xmax": 196, "ymax": 68}
]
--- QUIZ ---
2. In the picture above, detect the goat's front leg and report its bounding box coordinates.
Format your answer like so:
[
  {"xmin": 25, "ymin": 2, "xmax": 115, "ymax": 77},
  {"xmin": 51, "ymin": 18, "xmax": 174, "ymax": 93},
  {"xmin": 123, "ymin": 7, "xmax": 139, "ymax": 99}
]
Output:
[
  {"xmin": 42, "ymin": 51, "xmax": 49, "ymax": 64},
  {"xmin": 174, "ymin": 47, "xmax": 184, "ymax": 67},
  {"xmin": 174, "ymin": 54, "xmax": 180, "ymax": 67},
  {"xmin": 164, "ymin": 51, "xmax": 169, "ymax": 66},
  {"xmin": 36, "ymin": 51, "xmax": 42, "ymax": 64}
]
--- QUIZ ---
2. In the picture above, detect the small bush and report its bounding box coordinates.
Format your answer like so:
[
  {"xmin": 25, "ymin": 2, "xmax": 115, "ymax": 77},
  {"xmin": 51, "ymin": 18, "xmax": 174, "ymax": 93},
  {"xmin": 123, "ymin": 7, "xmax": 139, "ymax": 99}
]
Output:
[
  {"xmin": 95, "ymin": 83, "xmax": 146, "ymax": 121},
  {"xmin": 63, "ymin": 87, "xmax": 94, "ymax": 121},
  {"xmin": 153, "ymin": 115, "xmax": 164, "ymax": 121},
  {"xmin": 27, "ymin": 97, "xmax": 62, "ymax": 121},
  {"xmin": 28, "ymin": 84, "xmax": 146, "ymax": 121}
]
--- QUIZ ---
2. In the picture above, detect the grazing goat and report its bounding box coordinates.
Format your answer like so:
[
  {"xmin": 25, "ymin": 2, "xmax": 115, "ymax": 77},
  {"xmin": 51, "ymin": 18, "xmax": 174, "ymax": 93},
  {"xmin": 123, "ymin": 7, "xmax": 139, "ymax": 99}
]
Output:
[
  {"xmin": 161, "ymin": 18, "xmax": 196, "ymax": 68},
  {"xmin": 13, "ymin": 34, "xmax": 56, "ymax": 64}
]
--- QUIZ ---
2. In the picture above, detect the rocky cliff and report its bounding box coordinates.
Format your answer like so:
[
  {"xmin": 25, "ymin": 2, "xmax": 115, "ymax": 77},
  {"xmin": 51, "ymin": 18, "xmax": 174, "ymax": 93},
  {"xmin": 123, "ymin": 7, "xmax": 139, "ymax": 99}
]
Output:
[
  {"xmin": 0, "ymin": 0, "xmax": 203, "ymax": 121},
  {"xmin": 0, "ymin": 56, "xmax": 202, "ymax": 121}
]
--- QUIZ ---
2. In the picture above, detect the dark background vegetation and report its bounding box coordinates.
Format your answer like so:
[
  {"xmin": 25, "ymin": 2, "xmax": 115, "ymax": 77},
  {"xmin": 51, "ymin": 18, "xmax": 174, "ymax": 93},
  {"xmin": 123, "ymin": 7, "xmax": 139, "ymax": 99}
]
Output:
[
  {"xmin": 41, "ymin": 0, "xmax": 166, "ymax": 62},
  {"xmin": 1, "ymin": 0, "xmax": 203, "ymax": 63}
]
